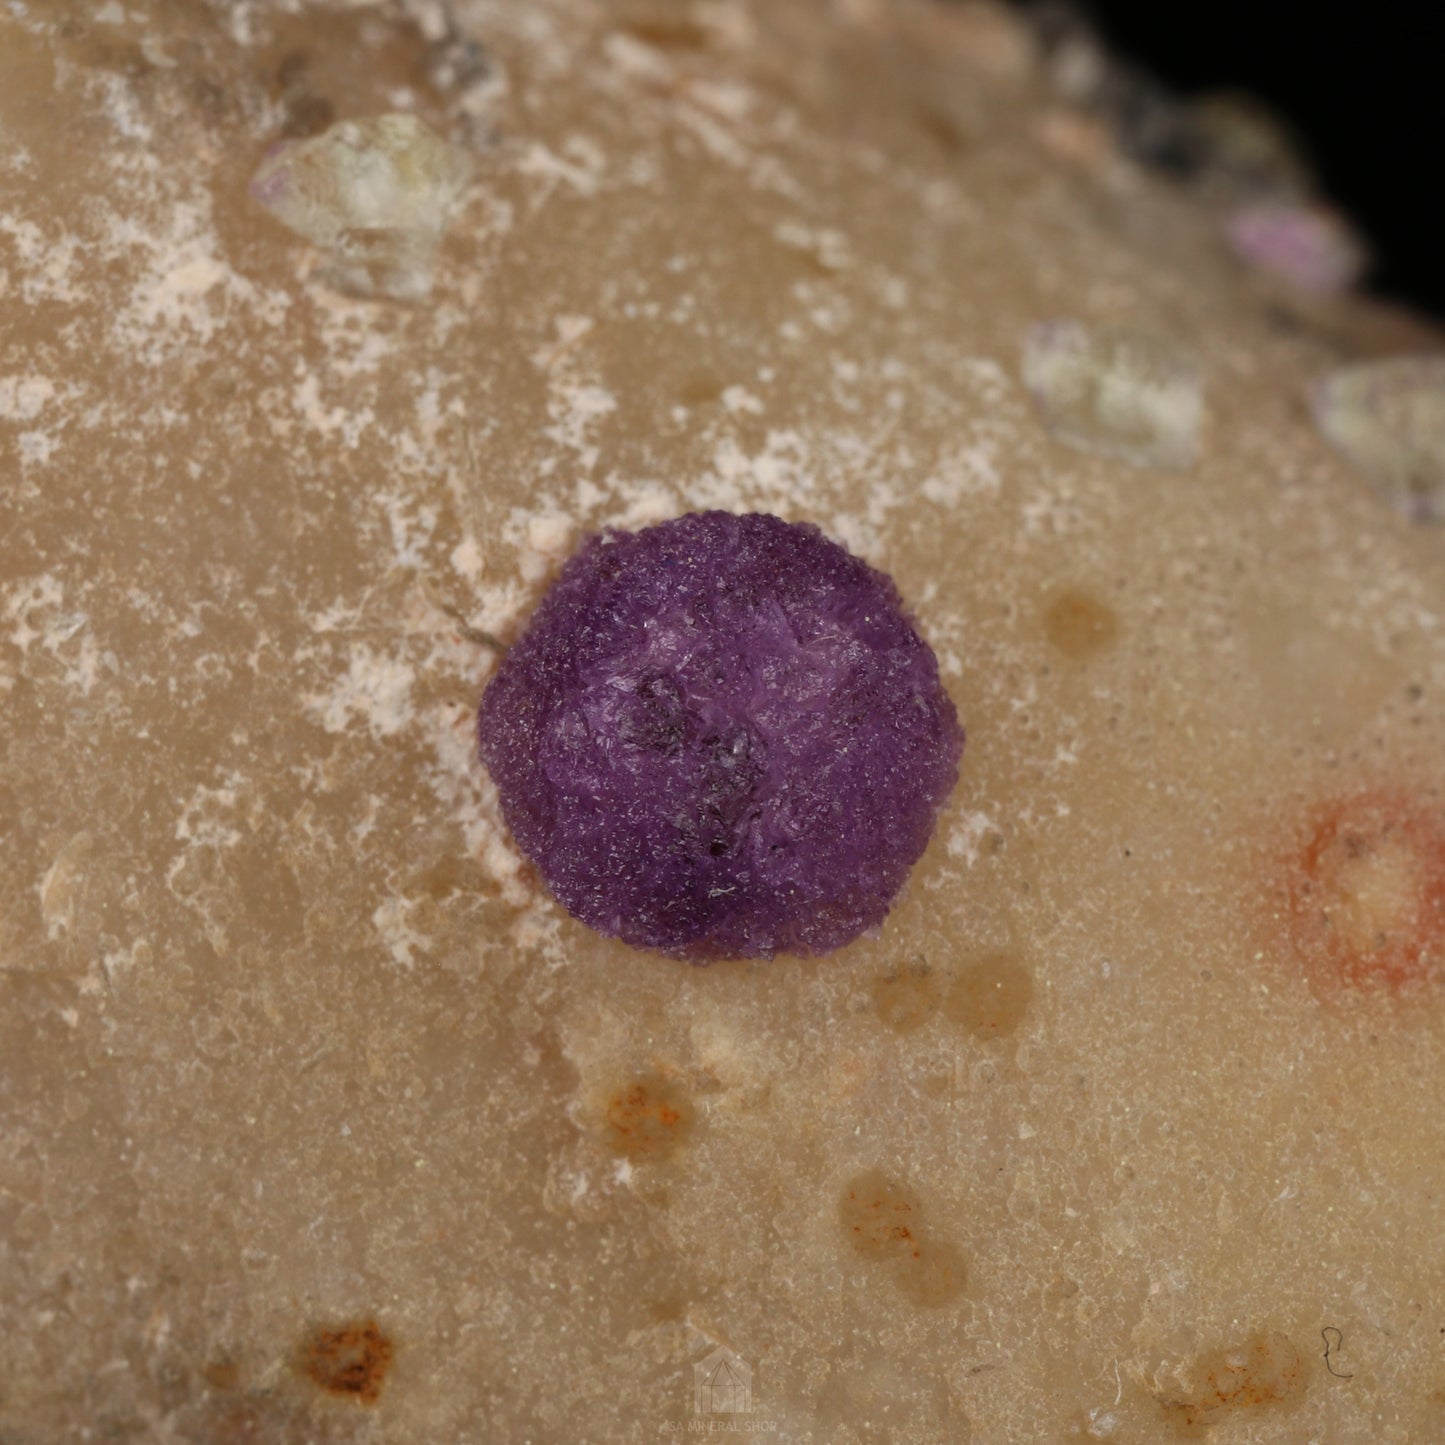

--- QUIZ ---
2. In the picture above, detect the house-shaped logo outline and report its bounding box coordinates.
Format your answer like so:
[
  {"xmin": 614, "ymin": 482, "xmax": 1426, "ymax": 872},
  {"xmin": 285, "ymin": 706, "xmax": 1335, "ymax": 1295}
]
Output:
[{"xmin": 692, "ymin": 1344, "xmax": 752, "ymax": 1414}]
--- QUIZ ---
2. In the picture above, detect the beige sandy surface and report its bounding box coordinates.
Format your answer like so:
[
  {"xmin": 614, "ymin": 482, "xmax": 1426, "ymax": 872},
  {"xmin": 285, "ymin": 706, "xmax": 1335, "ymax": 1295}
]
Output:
[{"xmin": 3, "ymin": 1, "xmax": 1445, "ymax": 1440}]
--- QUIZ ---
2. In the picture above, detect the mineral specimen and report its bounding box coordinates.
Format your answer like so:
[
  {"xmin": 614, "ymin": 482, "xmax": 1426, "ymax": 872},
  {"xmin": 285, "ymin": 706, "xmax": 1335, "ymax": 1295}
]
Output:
[
  {"xmin": 478, "ymin": 512, "xmax": 963, "ymax": 960},
  {"xmin": 1021, "ymin": 320, "xmax": 1205, "ymax": 471},
  {"xmin": 250, "ymin": 113, "xmax": 472, "ymax": 300},
  {"xmin": 1310, "ymin": 356, "xmax": 1445, "ymax": 521},
  {"xmin": 9, "ymin": 0, "xmax": 1445, "ymax": 1438}
]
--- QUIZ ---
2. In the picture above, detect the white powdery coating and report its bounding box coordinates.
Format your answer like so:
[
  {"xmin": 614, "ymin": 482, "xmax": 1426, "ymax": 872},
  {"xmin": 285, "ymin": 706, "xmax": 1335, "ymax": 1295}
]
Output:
[
  {"xmin": 0, "ymin": 375, "xmax": 56, "ymax": 421},
  {"xmin": 372, "ymin": 895, "xmax": 431, "ymax": 970},
  {"xmin": 1311, "ymin": 356, "xmax": 1445, "ymax": 524},
  {"xmin": 173, "ymin": 781, "xmax": 245, "ymax": 850},
  {"xmin": 946, "ymin": 810, "xmax": 1000, "ymax": 868},
  {"xmin": 305, "ymin": 644, "xmax": 416, "ymax": 738},
  {"xmin": 1021, "ymin": 320, "xmax": 1205, "ymax": 471},
  {"xmin": 3, "ymin": 575, "xmax": 96, "ymax": 693}
]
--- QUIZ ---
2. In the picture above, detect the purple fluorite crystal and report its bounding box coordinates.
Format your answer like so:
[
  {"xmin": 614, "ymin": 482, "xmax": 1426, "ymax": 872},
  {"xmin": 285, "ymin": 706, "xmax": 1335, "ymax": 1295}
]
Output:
[{"xmin": 478, "ymin": 511, "xmax": 963, "ymax": 961}]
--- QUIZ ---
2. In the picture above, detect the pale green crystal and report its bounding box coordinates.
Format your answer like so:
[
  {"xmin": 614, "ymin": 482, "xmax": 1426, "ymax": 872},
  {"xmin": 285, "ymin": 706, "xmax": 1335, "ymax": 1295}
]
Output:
[
  {"xmin": 1312, "ymin": 357, "xmax": 1445, "ymax": 523},
  {"xmin": 250, "ymin": 113, "xmax": 472, "ymax": 300}
]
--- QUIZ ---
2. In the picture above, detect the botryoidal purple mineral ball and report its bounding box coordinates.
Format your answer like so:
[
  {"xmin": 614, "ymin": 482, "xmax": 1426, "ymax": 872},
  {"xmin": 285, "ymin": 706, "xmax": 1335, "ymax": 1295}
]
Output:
[{"xmin": 479, "ymin": 511, "xmax": 964, "ymax": 961}]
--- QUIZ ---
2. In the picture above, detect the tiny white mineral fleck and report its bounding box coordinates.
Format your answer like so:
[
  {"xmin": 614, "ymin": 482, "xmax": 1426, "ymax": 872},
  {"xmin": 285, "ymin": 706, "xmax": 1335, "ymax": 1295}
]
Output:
[{"xmin": 1022, "ymin": 320, "xmax": 1205, "ymax": 471}]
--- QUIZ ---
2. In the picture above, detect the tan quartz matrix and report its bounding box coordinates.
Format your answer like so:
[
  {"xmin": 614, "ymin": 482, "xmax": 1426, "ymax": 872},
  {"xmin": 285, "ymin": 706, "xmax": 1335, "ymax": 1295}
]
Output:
[{"xmin": 4, "ymin": 1, "xmax": 1445, "ymax": 1441}]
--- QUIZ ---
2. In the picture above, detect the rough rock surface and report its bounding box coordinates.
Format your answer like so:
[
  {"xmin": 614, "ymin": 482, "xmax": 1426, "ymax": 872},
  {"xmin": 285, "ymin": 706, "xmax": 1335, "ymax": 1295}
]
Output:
[{"xmin": 3, "ymin": 0, "xmax": 1445, "ymax": 1441}]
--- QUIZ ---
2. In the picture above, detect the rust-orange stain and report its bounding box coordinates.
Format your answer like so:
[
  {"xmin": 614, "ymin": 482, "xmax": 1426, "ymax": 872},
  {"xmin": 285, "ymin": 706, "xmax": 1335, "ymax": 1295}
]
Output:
[
  {"xmin": 1280, "ymin": 790, "xmax": 1445, "ymax": 996},
  {"xmin": 1042, "ymin": 587, "xmax": 1120, "ymax": 660},
  {"xmin": 898, "ymin": 1237, "xmax": 968, "ymax": 1308},
  {"xmin": 299, "ymin": 1319, "xmax": 393, "ymax": 1406},
  {"xmin": 838, "ymin": 1169, "xmax": 966, "ymax": 1307},
  {"xmin": 839, "ymin": 1170, "xmax": 922, "ymax": 1258},
  {"xmin": 1160, "ymin": 1330, "xmax": 1308, "ymax": 1431},
  {"xmin": 617, "ymin": 16, "xmax": 711, "ymax": 51}
]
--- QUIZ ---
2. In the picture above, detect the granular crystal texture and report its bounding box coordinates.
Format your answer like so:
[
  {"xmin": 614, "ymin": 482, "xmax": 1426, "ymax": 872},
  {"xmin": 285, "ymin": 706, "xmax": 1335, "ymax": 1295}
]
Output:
[
  {"xmin": 250, "ymin": 113, "xmax": 472, "ymax": 299},
  {"xmin": 1310, "ymin": 356, "xmax": 1445, "ymax": 522},
  {"xmin": 1022, "ymin": 320, "xmax": 1204, "ymax": 471},
  {"xmin": 478, "ymin": 512, "xmax": 963, "ymax": 960}
]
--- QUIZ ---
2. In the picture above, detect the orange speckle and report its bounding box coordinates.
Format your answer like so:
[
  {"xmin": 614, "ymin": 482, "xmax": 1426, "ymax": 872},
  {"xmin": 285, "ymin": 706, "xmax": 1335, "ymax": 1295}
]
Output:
[
  {"xmin": 839, "ymin": 1170, "xmax": 922, "ymax": 1258},
  {"xmin": 299, "ymin": 1319, "xmax": 393, "ymax": 1406},
  {"xmin": 838, "ymin": 1169, "xmax": 966, "ymax": 1307},
  {"xmin": 601, "ymin": 1074, "xmax": 693, "ymax": 1161},
  {"xmin": 1160, "ymin": 1330, "xmax": 1308, "ymax": 1431},
  {"xmin": 1280, "ymin": 790, "xmax": 1445, "ymax": 996},
  {"xmin": 898, "ymin": 1237, "xmax": 967, "ymax": 1308}
]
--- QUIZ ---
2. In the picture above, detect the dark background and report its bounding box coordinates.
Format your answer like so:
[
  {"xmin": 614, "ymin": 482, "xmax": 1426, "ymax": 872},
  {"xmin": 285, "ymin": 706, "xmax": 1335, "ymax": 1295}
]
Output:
[{"xmin": 1047, "ymin": 0, "xmax": 1442, "ymax": 317}]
